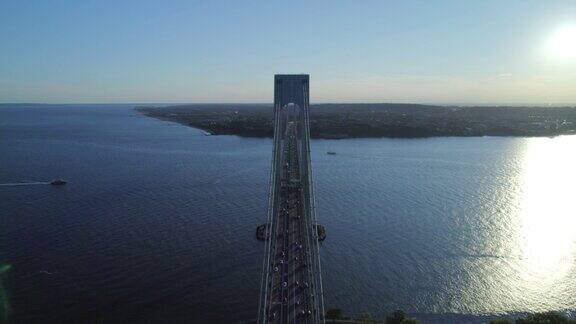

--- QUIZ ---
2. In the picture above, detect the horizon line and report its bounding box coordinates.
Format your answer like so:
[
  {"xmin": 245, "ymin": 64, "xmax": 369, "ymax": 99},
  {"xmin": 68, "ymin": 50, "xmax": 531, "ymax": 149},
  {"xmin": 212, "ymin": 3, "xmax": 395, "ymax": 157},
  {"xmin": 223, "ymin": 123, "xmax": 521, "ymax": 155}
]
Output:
[{"xmin": 1, "ymin": 102, "xmax": 576, "ymax": 107}]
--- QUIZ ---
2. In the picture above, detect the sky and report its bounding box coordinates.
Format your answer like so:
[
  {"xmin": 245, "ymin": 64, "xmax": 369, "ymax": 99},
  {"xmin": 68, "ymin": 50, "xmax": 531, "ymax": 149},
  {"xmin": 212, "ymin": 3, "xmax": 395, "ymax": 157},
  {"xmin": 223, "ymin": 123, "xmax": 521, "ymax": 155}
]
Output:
[{"xmin": 1, "ymin": 0, "xmax": 575, "ymax": 104}]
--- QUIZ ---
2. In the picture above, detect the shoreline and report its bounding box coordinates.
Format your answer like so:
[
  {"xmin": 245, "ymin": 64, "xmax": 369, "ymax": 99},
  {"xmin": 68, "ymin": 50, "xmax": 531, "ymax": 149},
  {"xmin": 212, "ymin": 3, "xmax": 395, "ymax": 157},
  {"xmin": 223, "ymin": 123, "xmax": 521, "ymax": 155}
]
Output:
[{"xmin": 136, "ymin": 104, "xmax": 576, "ymax": 139}]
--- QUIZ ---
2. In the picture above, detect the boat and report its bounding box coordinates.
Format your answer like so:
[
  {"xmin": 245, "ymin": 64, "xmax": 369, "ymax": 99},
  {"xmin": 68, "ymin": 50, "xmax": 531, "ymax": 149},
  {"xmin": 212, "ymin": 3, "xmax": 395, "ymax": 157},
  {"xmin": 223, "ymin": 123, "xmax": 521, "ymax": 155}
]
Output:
[
  {"xmin": 50, "ymin": 179, "xmax": 67, "ymax": 186},
  {"xmin": 326, "ymin": 151, "xmax": 337, "ymax": 155}
]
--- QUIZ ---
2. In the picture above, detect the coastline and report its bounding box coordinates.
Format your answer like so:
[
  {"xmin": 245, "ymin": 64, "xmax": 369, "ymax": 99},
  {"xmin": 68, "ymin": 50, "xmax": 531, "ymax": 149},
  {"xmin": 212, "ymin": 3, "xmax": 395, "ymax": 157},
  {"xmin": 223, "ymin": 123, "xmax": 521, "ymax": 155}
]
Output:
[{"xmin": 136, "ymin": 104, "xmax": 576, "ymax": 139}]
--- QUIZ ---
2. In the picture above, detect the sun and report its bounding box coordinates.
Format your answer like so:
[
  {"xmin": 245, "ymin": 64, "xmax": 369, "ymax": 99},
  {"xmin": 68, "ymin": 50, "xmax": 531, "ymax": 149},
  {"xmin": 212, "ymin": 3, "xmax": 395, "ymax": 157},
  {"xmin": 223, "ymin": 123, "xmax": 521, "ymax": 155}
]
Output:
[{"xmin": 545, "ymin": 24, "xmax": 576, "ymax": 61}]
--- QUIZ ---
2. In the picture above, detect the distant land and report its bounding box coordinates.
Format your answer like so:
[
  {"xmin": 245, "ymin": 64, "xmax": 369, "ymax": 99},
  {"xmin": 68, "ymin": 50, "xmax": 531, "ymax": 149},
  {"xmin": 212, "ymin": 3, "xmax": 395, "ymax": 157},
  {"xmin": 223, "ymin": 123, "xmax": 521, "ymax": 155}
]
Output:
[{"xmin": 137, "ymin": 104, "xmax": 576, "ymax": 139}]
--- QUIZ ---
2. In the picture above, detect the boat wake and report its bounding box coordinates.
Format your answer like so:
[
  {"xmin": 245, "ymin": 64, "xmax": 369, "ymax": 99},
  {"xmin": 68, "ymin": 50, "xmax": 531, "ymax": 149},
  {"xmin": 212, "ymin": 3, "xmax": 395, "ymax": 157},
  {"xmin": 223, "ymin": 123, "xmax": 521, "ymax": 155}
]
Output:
[{"xmin": 0, "ymin": 182, "xmax": 51, "ymax": 186}]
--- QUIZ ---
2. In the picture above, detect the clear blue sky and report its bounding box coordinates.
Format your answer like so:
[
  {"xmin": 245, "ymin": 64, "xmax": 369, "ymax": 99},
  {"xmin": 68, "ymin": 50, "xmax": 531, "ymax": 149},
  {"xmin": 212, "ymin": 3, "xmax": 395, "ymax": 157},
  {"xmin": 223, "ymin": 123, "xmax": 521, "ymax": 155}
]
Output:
[{"xmin": 1, "ymin": 0, "xmax": 575, "ymax": 104}]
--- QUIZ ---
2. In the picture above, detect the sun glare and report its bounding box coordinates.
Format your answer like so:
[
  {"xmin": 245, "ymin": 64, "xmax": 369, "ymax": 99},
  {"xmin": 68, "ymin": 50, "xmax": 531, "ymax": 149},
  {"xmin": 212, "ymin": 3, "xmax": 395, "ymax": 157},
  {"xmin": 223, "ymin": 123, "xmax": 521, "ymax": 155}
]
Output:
[
  {"xmin": 545, "ymin": 24, "xmax": 576, "ymax": 61},
  {"xmin": 517, "ymin": 136, "xmax": 576, "ymax": 286}
]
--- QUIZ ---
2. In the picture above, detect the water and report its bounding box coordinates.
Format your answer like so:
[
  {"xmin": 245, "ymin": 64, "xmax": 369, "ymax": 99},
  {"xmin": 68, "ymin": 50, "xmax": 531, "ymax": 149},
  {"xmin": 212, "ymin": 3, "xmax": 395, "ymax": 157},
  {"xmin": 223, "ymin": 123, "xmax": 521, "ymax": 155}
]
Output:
[
  {"xmin": 0, "ymin": 182, "xmax": 51, "ymax": 187},
  {"xmin": 1, "ymin": 104, "xmax": 575, "ymax": 323}
]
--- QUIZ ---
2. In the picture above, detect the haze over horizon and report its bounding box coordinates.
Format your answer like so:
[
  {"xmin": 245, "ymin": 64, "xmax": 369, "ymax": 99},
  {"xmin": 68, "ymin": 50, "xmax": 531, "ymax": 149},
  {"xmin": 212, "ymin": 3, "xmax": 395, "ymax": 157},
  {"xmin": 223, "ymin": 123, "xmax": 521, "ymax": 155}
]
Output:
[{"xmin": 1, "ymin": 0, "xmax": 575, "ymax": 105}]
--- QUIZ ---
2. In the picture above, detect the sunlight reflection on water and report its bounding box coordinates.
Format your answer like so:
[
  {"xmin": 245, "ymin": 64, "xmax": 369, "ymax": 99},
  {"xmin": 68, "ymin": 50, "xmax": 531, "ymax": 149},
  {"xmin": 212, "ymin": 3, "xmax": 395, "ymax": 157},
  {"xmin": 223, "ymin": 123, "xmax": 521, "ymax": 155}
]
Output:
[
  {"xmin": 515, "ymin": 136, "xmax": 576, "ymax": 308},
  {"xmin": 436, "ymin": 136, "xmax": 576, "ymax": 314}
]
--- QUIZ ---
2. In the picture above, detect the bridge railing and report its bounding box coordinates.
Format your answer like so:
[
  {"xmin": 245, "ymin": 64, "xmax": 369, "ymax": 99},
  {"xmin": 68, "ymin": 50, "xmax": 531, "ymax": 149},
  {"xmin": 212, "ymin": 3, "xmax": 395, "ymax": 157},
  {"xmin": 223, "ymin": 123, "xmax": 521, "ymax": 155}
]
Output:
[
  {"xmin": 258, "ymin": 100, "xmax": 283, "ymax": 323},
  {"xmin": 302, "ymin": 87, "xmax": 326, "ymax": 323}
]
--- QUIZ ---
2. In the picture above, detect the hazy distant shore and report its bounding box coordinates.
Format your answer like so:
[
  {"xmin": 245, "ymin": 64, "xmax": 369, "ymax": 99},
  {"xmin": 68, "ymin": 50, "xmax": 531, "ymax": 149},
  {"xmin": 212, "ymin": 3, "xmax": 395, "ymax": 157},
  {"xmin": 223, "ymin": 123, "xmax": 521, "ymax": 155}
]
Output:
[{"xmin": 137, "ymin": 104, "xmax": 576, "ymax": 139}]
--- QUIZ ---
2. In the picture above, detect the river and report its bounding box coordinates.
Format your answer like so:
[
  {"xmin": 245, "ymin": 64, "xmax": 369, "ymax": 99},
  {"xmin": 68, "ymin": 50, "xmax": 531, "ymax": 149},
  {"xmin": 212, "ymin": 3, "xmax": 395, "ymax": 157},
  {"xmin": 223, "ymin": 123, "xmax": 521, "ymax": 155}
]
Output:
[{"xmin": 1, "ymin": 104, "xmax": 574, "ymax": 323}]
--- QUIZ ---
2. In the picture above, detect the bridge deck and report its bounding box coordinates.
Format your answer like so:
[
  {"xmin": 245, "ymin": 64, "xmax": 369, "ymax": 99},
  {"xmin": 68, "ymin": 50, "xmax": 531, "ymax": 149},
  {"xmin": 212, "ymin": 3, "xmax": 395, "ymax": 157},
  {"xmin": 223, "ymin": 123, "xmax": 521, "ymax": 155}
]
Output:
[
  {"xmin": 265, "ymin": 124, "xmax": 315, "ymax": 322},
  {"xmin": 259, "ymin": 74, "xmax": 324, "ymax": 324}
]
